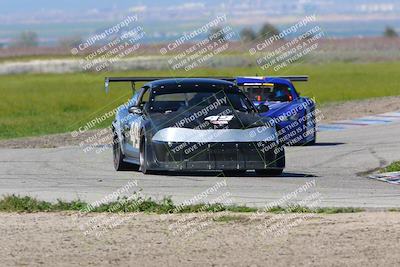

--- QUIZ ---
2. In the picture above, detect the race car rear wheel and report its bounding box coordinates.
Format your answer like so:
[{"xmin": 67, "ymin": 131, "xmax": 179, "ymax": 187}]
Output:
[{"xmin": 113, "ymin": 133, "xmax": 137, "ymax": 171}]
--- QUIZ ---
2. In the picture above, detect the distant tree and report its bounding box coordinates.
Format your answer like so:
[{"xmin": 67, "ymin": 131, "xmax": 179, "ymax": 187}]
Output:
[
  {"xmin": 259, "ymin": 23, "xmax": 280, "ymax": 39},
  {"xmin": 58, "ymin": 35, "xmax": 83, "ymax": 48},
  {"xmin": 384, "ymin": 26, "xmax": 398, "ymax": 38},
  {"xmin": 14, "ymin": 31, "xmax": 38, "ymax": 47},
  {"xmin": 208, "ymin": 27, "xmax": 226, "ymax": 43},
  {"xmin": 240, "ymin": 27, "xmax": 257, "ymax": 42}
]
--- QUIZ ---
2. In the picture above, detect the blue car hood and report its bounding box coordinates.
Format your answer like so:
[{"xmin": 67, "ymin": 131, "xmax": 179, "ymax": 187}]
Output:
[{"xmin": 254, "ymin": 101, "xmax": 292, "ymax": 117}]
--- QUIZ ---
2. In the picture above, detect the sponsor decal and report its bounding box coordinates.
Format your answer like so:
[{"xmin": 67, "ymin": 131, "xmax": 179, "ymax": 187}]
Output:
[{"xmin": 204, "ymin": 115, "xmax": 234, "ymax": 125}]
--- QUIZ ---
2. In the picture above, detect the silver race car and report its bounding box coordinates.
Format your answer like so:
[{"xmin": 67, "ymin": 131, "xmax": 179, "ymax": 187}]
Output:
[{"xmin": 106, "ymin": 77, "xmax": 285, "ymax": 175}]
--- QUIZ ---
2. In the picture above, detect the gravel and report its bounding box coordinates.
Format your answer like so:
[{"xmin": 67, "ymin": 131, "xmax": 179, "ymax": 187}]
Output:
[{"xmin": 0, "ymin": 212, "xmax": 399, "ymax": 266}]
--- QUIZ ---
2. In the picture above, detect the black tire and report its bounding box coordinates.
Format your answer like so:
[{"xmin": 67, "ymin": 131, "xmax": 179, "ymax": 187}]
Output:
[
  {"xmin": 255, "ymin": 169, "xmax": 284, "ymax": 176},
  {"xmin": 139, "ymin": 137, "xmax": 150, "ymax": 174},
  {"xmin": 303, "ymin": 109, "xmax": 316, "ymax": 146},
  {"xmin": 301, "ymin": 126, "xmax": 316, "ymax": 146},
  {"xmin": 223, "ymin": 170, "xmax": 247, "ymax": 177},
  {"xmin": 113, "ymin": 134, "xmax": 138, "ymax": 171},
  {"xmin": 305, "ymin": 134, "xmax": 316, "ymax": 146}
]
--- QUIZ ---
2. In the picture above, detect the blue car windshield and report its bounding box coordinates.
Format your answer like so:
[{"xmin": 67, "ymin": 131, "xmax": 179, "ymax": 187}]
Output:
[
  {"xmin": 148, "ymin": 89, "xmax": 256, "ymax": 114},
  {"xmin": 241, "ymin": 84, "xmax": 292, "ymax": 102}
]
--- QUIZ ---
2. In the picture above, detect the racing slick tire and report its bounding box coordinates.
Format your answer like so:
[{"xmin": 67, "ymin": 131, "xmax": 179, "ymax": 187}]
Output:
[
  {"xmin": 113, "ymin": 133, "xmax": 139, "ymax": 171},
  {"xmin": 222, "ymin": 170, "xmax": 247, "ymax": 177},
  {"xmin": 139, "ymin": 137, "xmax": 151, "ymax": 174},
  {"xmin": 303, "ymin": 108, "xmax": 316, "ymax": 146},
  {"xmin": 255, "ymin": 168, "xmax": 283, "ymax": 176},
  {"xmin": 305, "ymin": 132, "xmax": 316, "ymax": 146}
]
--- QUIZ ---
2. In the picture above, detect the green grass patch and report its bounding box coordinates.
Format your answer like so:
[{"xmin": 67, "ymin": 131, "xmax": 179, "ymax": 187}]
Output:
[
  {"xmin": 0, "ymin": 195, "xmax": 365, "ymax": 214},
  {"xmin": 1, "ymin": 61, "xmax": 400, "ymax": 139},
  {"xmin": 380, "ymin": 161, "xmax": 400, "ymax": 173},
  {"xmin": 0, "ymin": 194, "xmax": 256, "ymax": 214},
  {"xmin": 0, "ymin": 195, "xmax": 87, "ymax": 212},
  {"xmin": 213, "ymin": 215, "xmax": 247, "ymax": 222},
  {"xmin": 314, "ymin": 207, "xmax": 364, "ymax": 214},
  {"xmin": 266, "ymin": 205, "xmax": 364, "ymax": 214},
  {"xmin": 267, "ymin": 205, "xmax": 313, "ymax": 213},
  {"xmin": 388, "ymin": 208, "xmax": 400, "ymax": 212}
]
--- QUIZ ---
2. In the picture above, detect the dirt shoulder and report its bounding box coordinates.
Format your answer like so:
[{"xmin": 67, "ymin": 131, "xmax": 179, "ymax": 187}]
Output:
[
  {"xmin": 320, "ymin": 95, "xmax": 400, "ymax": 122},
  {"xmin": 0, "ymin": 128, "xmax": 111, "ymax": 149},
  {"xmin": 0, "ymin": 212, "xmax": 399, "ymax": 266},
  {"xmin": 1, "ymin": 96, "xmax": 400, "ymax": 149}
]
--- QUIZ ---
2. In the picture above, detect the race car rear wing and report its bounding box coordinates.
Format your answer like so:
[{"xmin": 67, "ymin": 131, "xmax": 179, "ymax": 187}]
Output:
[
  {"xmin": 104, "ymin": 77, "xmax": 235, "ymax": 93},
  {"xmin": 104, "ymin": 76, "xmax": 308, "ymax": 93}
]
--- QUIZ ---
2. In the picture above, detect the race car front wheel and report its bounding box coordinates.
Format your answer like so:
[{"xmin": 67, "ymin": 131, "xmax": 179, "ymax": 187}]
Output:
[
  {"xmin": 305, "ymin": 131, "xmax": 316, "ymax": 146},
  {"xmin": 304, "ymin": 109, "xmax": 316, "ymax": 146},
  {"xmin": 223, "ymin": 170, "xmax": 247, "ymax": 177},
  {"xmin": 255, "ymin": 169, "xmax": 283, "ymax": 176},
  {"xmin": 139, "ymin": 137, "xmax": 150, "ymax": 174}
]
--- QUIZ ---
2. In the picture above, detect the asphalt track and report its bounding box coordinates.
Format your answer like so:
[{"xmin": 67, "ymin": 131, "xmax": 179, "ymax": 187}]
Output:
[{"xmin": 1, "ymin": 120, "xmax": 400, "ymax": 208}]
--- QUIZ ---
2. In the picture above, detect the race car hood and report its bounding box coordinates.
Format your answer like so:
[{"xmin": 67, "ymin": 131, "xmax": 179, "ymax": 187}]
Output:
[
  {"xmin": 147, "ymin": 106, "xmax": 268, "ymax": 131},
  {"xmin": 149, "ymin": 106, "xmax": 277, "ymax": 143}
]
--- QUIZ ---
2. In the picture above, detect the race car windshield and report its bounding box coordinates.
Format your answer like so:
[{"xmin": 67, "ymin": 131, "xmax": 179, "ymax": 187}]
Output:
[
  {"xmin": 242, "ymin": 84, "xmax": 292, "ymax": 102},
  {"xmin": 148, "ymin": 89, "xmax": 256, "ymax": 114}
]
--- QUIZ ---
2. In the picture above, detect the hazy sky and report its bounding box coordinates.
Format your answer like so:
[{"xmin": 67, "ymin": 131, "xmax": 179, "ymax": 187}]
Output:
[
  {"xmin": 3, "ymin": 0, "xmax": 398, "ymax": 15},
  {"xmin": 1, "ymin": 0, "xmax": 189, "ymax": 14}
]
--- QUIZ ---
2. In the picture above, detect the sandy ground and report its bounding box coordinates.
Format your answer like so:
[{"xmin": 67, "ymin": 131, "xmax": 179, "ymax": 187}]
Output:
[{"xmin": 0, "ymin": 212, "xmax": 399, "ymax": 266}]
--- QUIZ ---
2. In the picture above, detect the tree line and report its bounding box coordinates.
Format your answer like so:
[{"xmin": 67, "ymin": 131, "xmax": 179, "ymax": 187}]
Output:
[{"xmin": 5, "ymin": 24, "xmax": 399, "ymax": 48}]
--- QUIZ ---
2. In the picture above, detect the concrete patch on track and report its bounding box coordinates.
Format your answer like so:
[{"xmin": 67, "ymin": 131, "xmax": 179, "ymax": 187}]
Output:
[
  {"xmin": 368, "ymin": 172, "xmax": 400, "ymax": 185},
  {"xmin": 318, "ymin": 111, "xmax": 400, "ymax": 132}
]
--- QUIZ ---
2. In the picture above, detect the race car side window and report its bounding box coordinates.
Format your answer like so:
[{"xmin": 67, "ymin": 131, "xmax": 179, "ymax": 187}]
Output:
[
  {"xmin": 141, "ymin": 90, "xmax": 150, "ymax": 104},
  {"xmin": 137, "ymin": 86, "xmax": 150, "ymax": 108},
  {"xmin": 130, "ymin": 91, "xmax": 141, "ymax": 107}
]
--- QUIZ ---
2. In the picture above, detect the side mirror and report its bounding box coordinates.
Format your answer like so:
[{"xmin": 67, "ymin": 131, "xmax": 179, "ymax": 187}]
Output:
[
  {"xmin": 128, "ymin": 106, "xmax": 142, "ymax": 114},
  {"xmin": 257, "ymin": 104, "xmax": 269, "ymax": 113}
]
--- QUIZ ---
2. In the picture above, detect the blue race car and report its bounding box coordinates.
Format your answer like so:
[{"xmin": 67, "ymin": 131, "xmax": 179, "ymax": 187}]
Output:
[{"xmin": 236, "ymin": 76, "xmax": 316, "ymax": 145}]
